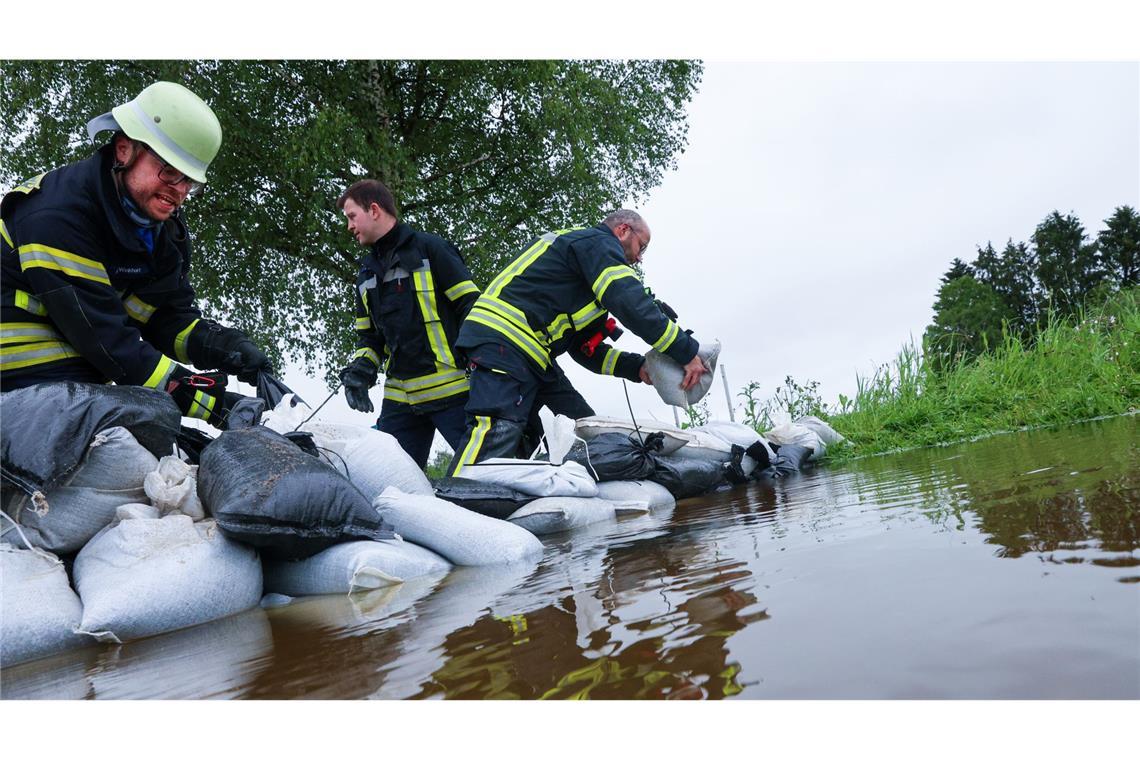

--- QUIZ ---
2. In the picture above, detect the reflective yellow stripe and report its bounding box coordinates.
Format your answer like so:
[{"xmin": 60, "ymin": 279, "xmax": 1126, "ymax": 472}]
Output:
[
  {"xmin": 591, "ymin": 264, "xmax": 638, "ymax": 301},
  {"xmin": 543, "ymin": 313, "xmax": 574, "ymax": 345},
  {"xmin": 485, "ymin": 228, "xmax": 581, "ymax": 299},
  {"xmin": 1, "ymin": 219, "xmax": 12, "ymax": 248},
  {"xmin": 353, "ymin": 347, "xmax": 381, "ymax": 367},
  {"xmin": 173, "ymin": 319, "xmax": 199, "ymax": 363},
  {"xmin": 454, "ymin": 415, "xmax": 492, "ymax": 474},
  {"xmin": 466, "ymin": 306, "xmax": 549, "ymax": 369},
  {"xmin": 355, "ymin": 317, "xmax": 372, "ymax": 331},
  {"xmin": 444, "ymin": 280, "xmax": 479, "ymax": 301},
  {"xmin": 186, "ymin": 390, "xmax": 217, "ymax": 421},
  {"xmin": 143, "ymin": 355, "xmax": 177, "ymax": 389},
  {"xmin": 652, "ymin": 320, "xmax": 680, "ymax": 352},
  {"xmin": 0, "ymin": 322, "xmax": 63, "ymax": 345},
  {"xmin": 13, "ymin": 289, "xmax": 48, "ymax": 316},
  {"xmin": 386, "ymin": 367, "xmax": 468, "ymax": 392},
  {"xmin": 383, "ymin": 374, "xmax": 469, "ymax": 405},
  {"xmin": 122, "ymin": 294, "xmax": 157, "ymax": 324},
  {"xmin": 414, "ymin": 269, "xmax": 456, "ymax": 367},
  {"xmin": 601, "ymin": 349, "xmax": 620, "ymax": 376},
  {"xmin": 571, "ymin": 302, "xmax": 606, "ymax": 329},
  {"xmin": 18, "ymin": 244, "xmax": 111, "ymax": 286},
  {"xmin": 12, "ymin": 173, "xmax": 46, "ymax": 194},
  {"xmin": 0, "ymin": 340, "xmax": 81, "ymax": 370}
]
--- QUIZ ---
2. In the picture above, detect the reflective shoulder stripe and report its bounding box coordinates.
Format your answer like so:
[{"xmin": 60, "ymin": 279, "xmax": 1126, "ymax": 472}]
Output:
[
  {"xmin": 143, "ymin": 355, "xmax": 177, "ymax": 389},
  {"xmin": 12, "ymin": 173, "xmax": 46, "ymax": 195},
  {"xmin": 591, "ymin": 264, "xmax": 638, "ymax": 301},
  {"xmin": 444, "ymin": 280, "xmax": 479, "ymax": 301},
  {"xmin": 1, "ymin": 219, "xmax": 12, "ymax": 248},
  {"xmin": 18, "ymin": 244, "xmax": 112, "ymax": 286},
  {"xmin": 122, "ymin": 294, "xmax": 157, "ymax": 324},
  {"xmin": 485, "ymin": 228, "xmax": 582, "ymax": 299},
  {"xmin": 355, "ymin": 317, "xmax": 372, "ymax": 331},
  {"xmin": 174, "ymin": 319, "xmax": 200, "ymax": 363},
  {"xmin": 13, "ymin": 290, "xmax": 48, "ymax": 316},
  {"xmin": 0, "ymin": 322, "xmax": 64, "ymax": 345},
  {"xmin": 186, "ymin": 390, "xmax": 217, "ymax": 421},
  {"xmin": 601, "ymin": 349, "xmax": 620, "ymax": 376},
  {"xmin": 0, "ymin": 340, "xmax": 82, "ymax": 370},
  {"xmin": 353, "ymin": 346, "xmax": 381, "ymax": 367},
  {"xmin": 652, "ymin": 319, "xmax": 681, "ymax": 352}
]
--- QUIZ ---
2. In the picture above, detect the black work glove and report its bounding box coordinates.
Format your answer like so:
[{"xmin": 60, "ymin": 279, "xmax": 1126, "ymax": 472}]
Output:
[
  {"xmin": 200, "ymin": 325, "xmax": 273, "ymax": 384},
  {"xmin": 339, "ymin": 356, "xmax": 378, "ymax": 414}
]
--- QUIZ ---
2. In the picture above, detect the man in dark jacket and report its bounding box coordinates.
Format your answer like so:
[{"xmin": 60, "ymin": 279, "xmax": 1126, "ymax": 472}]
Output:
[
  {"xmin": 448, "ymin": 209, "xmax": 707, "ymax": 474},
  {"xmin": 0, "ymin": 81, "xmax": 271, "ymax": 428},
  {"xmin": 336, "ymin": 179, "xmax": 481, "ymax": 468}
]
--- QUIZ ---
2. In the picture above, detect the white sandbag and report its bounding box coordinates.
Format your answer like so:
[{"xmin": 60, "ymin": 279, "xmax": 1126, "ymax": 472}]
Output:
[
  {"xmin": 372, "ymin": 487, "xmax": 544, "ymax": 566},
  {"xmin": 143, "ymin": 454, "xmax": 205, "ymax": 520},
  {"xmin": 695, "ymin": 421, "xmax": 775, "ymax": 475},
  {"xmin": 670, "ymin": 429, "xmax": 734, "ymax": 462},
  {"xmin": 507, "ymin": 497, "xmax": 648, "ymax": 536},
  {"xmin": 538, "ymin": 408, "xmax": 579, "ymax": 464},
  {"xmin": 595, "ymin": 480, "xmax": 676, "ymax": 510},
  {"xmin": 74, "ymin": 513, "xmax": 263, "ymax": 643},
  {"xmin": 457, "ymin": 458, "xmax": 599, "ymax": 498},
  {"xmin": 643, "ymin": 340, "xmax": 721, "ymax": 408},
  {"xmin": 263, "ymin": 538, "xmax": 452, "ymax": 596},
  {"xmin": 765, "ymin": 422, "xmax": 827, "ymax": 460},
  {"xmin": 2, "ymin": 426, "xmax": 158, "ymax": 554},
  {"xmin": 0, "ymin": 543, "xmax": 89, "ymax": 667},
  {"xmin": 574, "ymin": 415, "xmax": 694, "ymax": 455},
  {"xmin": 794, "ymin": 415, "xmax": 846, "ymax": 446}
]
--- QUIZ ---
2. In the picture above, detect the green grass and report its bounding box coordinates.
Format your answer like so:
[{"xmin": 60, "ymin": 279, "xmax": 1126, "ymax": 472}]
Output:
[{"xmin": 819, "ymin": 288, "xmax": 1140, "ymax": 462}]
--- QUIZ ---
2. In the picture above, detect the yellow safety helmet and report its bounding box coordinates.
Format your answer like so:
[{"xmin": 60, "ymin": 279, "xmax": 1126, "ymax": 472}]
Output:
[{"xmin": 86, "ymin": 81, "xmax": 222, "ymax": 184}]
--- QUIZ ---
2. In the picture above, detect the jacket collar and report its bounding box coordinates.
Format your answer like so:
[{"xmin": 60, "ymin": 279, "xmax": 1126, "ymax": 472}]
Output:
[{"xmin": 362, "ymin": 222, "xmax": 419, "ymax": 275}]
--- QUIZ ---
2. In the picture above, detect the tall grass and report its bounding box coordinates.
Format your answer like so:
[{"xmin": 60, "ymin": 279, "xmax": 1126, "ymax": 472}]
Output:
[{"xmin": 821, "ymin": 288, "xmax": 1139, "ymax": 461}]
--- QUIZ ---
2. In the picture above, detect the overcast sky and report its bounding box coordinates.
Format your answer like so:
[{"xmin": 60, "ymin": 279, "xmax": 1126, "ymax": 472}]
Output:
[{"xmin": 274, "ymin": 61, "xmax": 1140, "ymax": 443}]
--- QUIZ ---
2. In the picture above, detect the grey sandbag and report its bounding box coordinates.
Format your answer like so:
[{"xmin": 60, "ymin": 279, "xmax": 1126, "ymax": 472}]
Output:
[
  {"xmin": 0, "ymin": 544, "xmax": 90, "ymax": 667},
  {"xmin": 263, "ymin": 538, "xmax": 452, "ymax": 596},
  {"xmin": 507, "ymin": 496, "xmax": 648, "ymax": 536},
  {"xmin": 648, "ymin": 455, "xmax": 732, "ymax": 499},
  {"xmin": 74, "ymin": 510, "xmax": 263, "ymax": 643},
  {"xmin": 643, "ymin": 340, "xmax": 720, "ymax": 408},
  {"xmin": 197, "ymin": 425, "xmax": 394, "ymax": 560},
  {"xmin": 433, "ymin": 477, "xmax": 536, "ymax": 520},
  {"xmin": 562, "ymin": 432, "xmax": 662, "ymax": 482},
  {"xmin": 752, "ymin": 443, "xmax": 814, "ymax": 480},
  {"xmin": 2, "ymin": 426, "xmax": 158, "ymax": 554},
  {"xmin": 596, "ymin": 479, "xmax": 676, "ymax": 510},
  {"xmin": 0, "ymin": 381, "xmax": 180, "ymax": 503}
]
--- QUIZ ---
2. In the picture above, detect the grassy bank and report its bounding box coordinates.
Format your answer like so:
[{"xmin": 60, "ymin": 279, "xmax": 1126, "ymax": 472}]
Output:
[{"xmin": 816, "ymin": 288, "xmax": 1139, "ymax": 462}]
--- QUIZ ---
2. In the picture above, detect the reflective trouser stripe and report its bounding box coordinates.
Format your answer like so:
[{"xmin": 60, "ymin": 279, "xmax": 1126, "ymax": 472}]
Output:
[
  {"xmin": 354, "ymin": 347, "xmax": 381, "ymax": 367},
  {"xmin": 173, "ymin": 319, "xmax": 199, "ymax": 363},
  {"xmin": 444, "ymin": 280, "xmax": 479, "ymax": 301},
  {"xmin": 591, "ymin": 264, "xmax": 639, "ymax": 301},
  {"xmin": 18, "ymin": 244, "xmax": 112, "ymax": 286},
  {"xmin": 355, "ymin": 317, "xmax": 372, "ymax": 331},
  {"xmin": 143, "ymin": 355, "xmax": 177, "ymax": 389},
  {"xmin": 601, "ymin": 349, "xmax": 620, "ymax": 376},
  {"xmin": 414, "ymin": 269, "xmax": 456, "ymax": 368},
  {"xmin": 0, "ymin": 322, "xmax": 63, "ymax": 345},
  {"xmin": 465, "ymin": 307, "xmax": 550, "ymax": 369},
  {"xmin": 186, "ymin": 390, "xmax": 217, "ymax": 421},
  {"xmin": 0, "ymin": 341, "xmax": 81, "ymax": 369},
  {"xmin": 652, "ymin": 319, "xmax": 680, "ymax": 352},
  {"xmin": 13, "ymin": 289, "xmax": 48, "ymax": 316},
  {"xmin": 123, "ymin": 294, "xmax": 157, "ymax": 324},
  {"xmin": 453, "ymin": 415, "xmax": 493, "ymax": 475}
]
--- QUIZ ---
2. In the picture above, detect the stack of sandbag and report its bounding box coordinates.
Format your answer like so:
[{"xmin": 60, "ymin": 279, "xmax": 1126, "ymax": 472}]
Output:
[
  {"xmin": 197, "ymin": 425, "xmax": 394, "ymax": 560},
  {"xmin": 72, "ymin": 505, "xmax": 263, "ymax": 644},
  {"xmin": 262, "ymin": 538, "xmax": 452, "ymax": 597},
  {"xmin": 433, "ymin": 477, "xmax": 536, "ymax": 520},
  {"xmin": 695, "ymin": 421, "xmax": 777, "ymax": 470},
  {"xmin": 642, "ymin": 340, "xmax": 721, "ymax": 408},
  {"xmin": 0, "ymin": 541, "xmax": 89, "ymax": 667},
  {"xmin": 261, "ymin": 395, "xmax": 433, "ymax": 498},
  {"xmin": 575, "ymin": 415, "xmax": 693, "ymax": 454},
  {"xmin": 507, "ymin": 497, "xmax": 649, "ymax": 536},
  {"xmin": 456, "ymin": 458, "xmax": 598, "ymax": 498},
  {"xmin": 562, "ymin": 432, "xmax": 660, "ymax": 482},
  {"xmin": 144, "ymin": 454, "xmax": 206, "ymax": 520},
  {"xmin": 764, "ymin": 415, "xmax": 845, "ymax": 460},
  {"xmin": 373, "ymin": 487, "xmax": 543, "ymax": 566}
]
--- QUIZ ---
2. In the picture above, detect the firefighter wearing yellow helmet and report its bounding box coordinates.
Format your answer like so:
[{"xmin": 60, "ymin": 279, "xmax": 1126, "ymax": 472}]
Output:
[{"xmin": 0, "ymin": 82, "xmax": 271, "ymax": 428}]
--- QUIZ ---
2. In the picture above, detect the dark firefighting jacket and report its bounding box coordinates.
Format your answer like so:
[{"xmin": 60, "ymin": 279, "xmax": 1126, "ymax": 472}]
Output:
[
  {"xmin": 455, "ymin": 224, "xmax": 697, "ymax": 381},
  {"xmin": 352, "ymin": 222, "xmax": 480, "ymax": 412},
  {"xmin": 1, "ymin": 146, "xmax": 233, "ymax": 418}
]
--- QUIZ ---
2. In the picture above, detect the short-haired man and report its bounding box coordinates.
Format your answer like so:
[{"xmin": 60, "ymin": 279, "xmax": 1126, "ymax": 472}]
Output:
[
  {"xmin": 448, "ymin": 210, "xmax": 706, "ymax": 473},
  {"xmin": 0, "ymin": 81, "xmax": 271, "ymax": 428},
  {"xmin": 336, "ymin": 179, "xmax": 480, "ymax": 468}
]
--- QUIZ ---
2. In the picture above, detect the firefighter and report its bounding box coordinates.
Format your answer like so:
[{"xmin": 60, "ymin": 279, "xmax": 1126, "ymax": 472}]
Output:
[
  {"xmin": 0, "ymin": 81, "xmax": 270, "ymax": 428},
  {"xmin": 448, "ymin": 209, "xmax": 707, "ymax": 474},
  {"xmin": 336, "ymin": 179, "xmax": 481, "ymax": 468}
]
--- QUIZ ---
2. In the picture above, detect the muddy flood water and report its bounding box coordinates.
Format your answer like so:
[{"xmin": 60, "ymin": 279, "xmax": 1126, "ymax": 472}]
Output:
[{"xmin": 3, "ymin": 415, "xmax": 1137, "ymax": 699}]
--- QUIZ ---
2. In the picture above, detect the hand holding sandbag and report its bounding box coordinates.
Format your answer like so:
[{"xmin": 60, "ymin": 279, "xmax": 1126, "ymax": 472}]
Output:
[{"xmin": 643, "ymin": 340, "xmax": 721, "ymax": 408}]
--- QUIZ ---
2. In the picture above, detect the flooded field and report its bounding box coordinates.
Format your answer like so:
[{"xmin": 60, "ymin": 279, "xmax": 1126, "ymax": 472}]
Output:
[{"xmin": 4, "ymin": 415, "xmax": 1137, "ymax": 699}]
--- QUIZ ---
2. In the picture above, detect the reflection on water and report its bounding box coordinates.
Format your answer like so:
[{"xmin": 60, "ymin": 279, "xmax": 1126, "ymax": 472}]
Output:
[{"xmin": 3, "ymin": 415, "xmax": 1137, "ymax": 699}]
